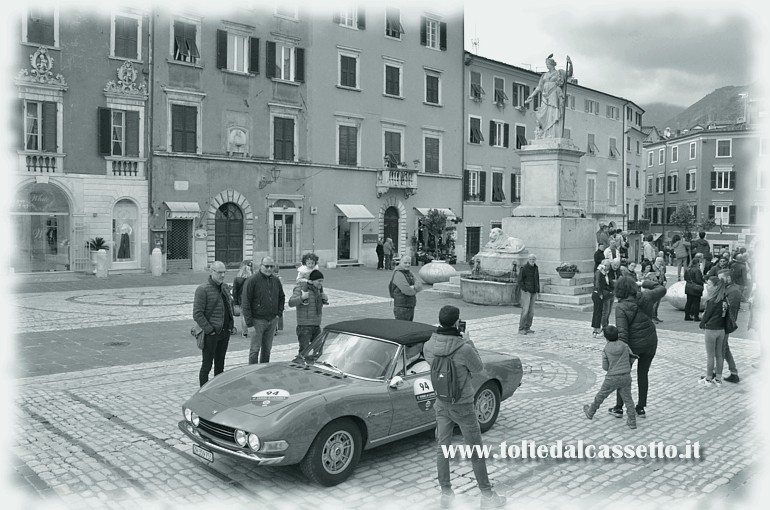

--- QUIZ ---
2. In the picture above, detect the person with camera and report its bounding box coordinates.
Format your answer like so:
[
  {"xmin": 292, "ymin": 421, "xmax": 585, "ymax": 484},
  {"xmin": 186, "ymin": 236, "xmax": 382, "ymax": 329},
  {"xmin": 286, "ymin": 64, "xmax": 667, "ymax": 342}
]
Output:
[{"xmin": 423, "ymin": 305, "xmax": 506, "ymax": 509}]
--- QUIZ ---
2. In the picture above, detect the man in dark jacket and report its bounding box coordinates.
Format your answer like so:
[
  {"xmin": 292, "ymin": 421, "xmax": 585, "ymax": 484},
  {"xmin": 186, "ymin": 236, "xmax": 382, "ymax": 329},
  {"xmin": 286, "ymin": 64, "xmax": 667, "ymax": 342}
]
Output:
[
  {"xmin": 691, "ymin": 231, "xmax": 711, "ymax": 271},
  {"xmin": 193, "ymin": 261, "xmax": 234, "ymax": 386},
  {"xmin": 517, "ymin": 254, "xmax": 540, "ymax": 335},
  {"xmin": 242, "ymin": 256, "xmax": 285, "ymax": 364},
  {"xmin": 593, "ymin": 242, "xmax": 606, "ymax": 272},
  {"xmin": 423, "ymin": 305, "xmax": 506, "ymax": 509},
  {"xmin": 729, "ymin": 253, "xmax": 748, "ymax": 295}
]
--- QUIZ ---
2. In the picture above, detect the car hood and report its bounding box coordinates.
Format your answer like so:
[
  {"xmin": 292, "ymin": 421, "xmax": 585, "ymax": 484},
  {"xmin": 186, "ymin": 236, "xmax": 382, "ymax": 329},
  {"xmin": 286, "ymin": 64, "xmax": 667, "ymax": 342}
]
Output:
[{"xmin": 195, "ymin": 362, "xmax": 348, "ymax": 417}]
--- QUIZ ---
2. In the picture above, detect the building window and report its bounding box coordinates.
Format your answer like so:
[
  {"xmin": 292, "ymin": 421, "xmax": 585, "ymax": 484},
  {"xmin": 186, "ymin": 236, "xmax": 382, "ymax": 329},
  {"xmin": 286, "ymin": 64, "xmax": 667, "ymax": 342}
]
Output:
[
  {"xmin": 510, "ymin": 173, "xmax": 521, "ymax": 202},
  {"xmin": 606, "ymin": 105, "xmax": 619, "ymax": 120},
  {"xmin": 658, "ymin": 148, "xmax": 665, "ymax": 165},
  {"xmin": 609, "ymin": 137, "xmax": 620, "ymax": 158},
  {"xmin": 421, "ymin": 16, "xmax": 445, "ymax": 50},
  {"xmin": 464, "ymin": 168, "xmax": 485, "ymax": 201},
  {"xmin": 626, "ymin": 136, "xmax": 631, "ymax": 152},
  {"xmin": 216, "ymin": 31, "xmax": 257, "ymax": 74},
  {"xmin": 711, "ymin": 168, "xmax": 733, "ymax": 190},
  {"xmin": 636, "ymin": 170, "xmax": 640, "ymax": 189},
  {"xmin": 667, "ymin": 173, "xmax": 679, "ymax": 193},
  {"xmin": 336, "ymin": 7, "xmax": 364, "ymax": 29},
  {"xmin": 112, "ymin": 13, "xmax": 141, "ymax": 60},
  {"xmin": 24, "ymin": 7, "xmax": 58, "ymax": 47},
  {"xmin": 275, "ymin": 3, "xmax": 298, "ymax": 20},
  {"xmin": 424, "ymin": 135, "xmax": 441, "ymax": 174},
  {"xmin": 339, "ymin": 52, "xmax": 359, "ymax": 88},
  {"xmin": 584, "ymin": 99, "xmax": 599, "ymax": 114},
  {"xmin": 385, "ymin": 7, "xmax": 404, "ymax": 39},
  {"xmin": 608, "ymin": 178, "xmax": 617, "ymax": 206},
  {"xmin": 493, "ymin": 77, "xmax": 508, "ymax": 104},
  {"xmin": 492, "ymin": 171, "xmax": 505, "ymax": 202},
  {"xmin": 690, "ymin": 141, "xmax": 697, "ymax": 159},
  {"xmin": 712, "ymin": 204, "xmax": 734, "ymax": 225},
  {"xmin": 587, "ymin": 133, "xmax": 599, "ymax": 155},
  {"xmin": 173, "ymin": 19, "xmax": 200, "ymax": 64},
  {"xmin": 686, "ymin": 169, "xmax": 697, "ymax": 191},
  {"xmin": 489, "ymin": 120, "xmax": 508, "ymax": 148},
  {"xmin": 626, "ymin": 167, "xmax": 631, "ymax": 187},
  {"xmin": 23, "ymin": 100, "xmax": 57, "ymax": 153},
  {"xmin": 470, "ymin": 71, "xmax": 484, "ymax": 100},
  {"xmin": 267, "ymin": 42, "xmax": 304, "ymax": 82},
  {"xmin": 758, "ymin": 167, "xmax": 769, "ymax": 190},
  {"xmin": 515, "ymin": 125, "xmax": 527, "ymax": 149},
  {"xmin": 716, "ymin": 139, "xmax": 732, "ymax": 158},
  {"xmin": 627, "ymin": 107, "xmax": 633, "ymax": 122},
  {"xmin": 171, "ymin": 104, "xmax": 198, "ymax": 153},
  {"xmin": 563, "ymin": 128, "xmax": 571, "ymax": 140},
  {"xmin": 565, "ymin": 93, "xmax": 575, "ymax": 109},
  {"xmin": 98, "ymin": 108, "xmax": 140, "ymax": 157},
  {"xmin": 337, "ymin": 124, "xmax": 358, "ymax": 166},
  {"xmin": 469, "ymin": 116, "xmax": 483, "ymax": 144},
  {"xmin": 647, "ymin": 151, "xmax": 654, "ymax": 167},
  {"xmin": 512, "ymin": 83, "xmax": 529, "ymax": 108},
  {"xmin": 636, "ymin": 141, "xmax": 641, "ymax": 155},
  {"xmin": 671, "ymin": 145, "xmax": 679, "ymax": 163},
  {"xmin": 384, "ymin": 63, "xmax": 402, "ymax": 96},
  {"xmin": 425, "ymin": 72, "xmax": 441, "ymax": 105},
  {"xmin": 384, "ymin": 130, "xmax": 402, "ymax": 167},
  {"xmin": 656, "ymin": 175, "xmax": 664, "ymax": 194},
  {"xmin": 636, "ymin": 113, "xmax": 642, "ymax": 126},
  {"xmin": 273, "ymin": 116, "xmax": 295, "ymax": 161}
]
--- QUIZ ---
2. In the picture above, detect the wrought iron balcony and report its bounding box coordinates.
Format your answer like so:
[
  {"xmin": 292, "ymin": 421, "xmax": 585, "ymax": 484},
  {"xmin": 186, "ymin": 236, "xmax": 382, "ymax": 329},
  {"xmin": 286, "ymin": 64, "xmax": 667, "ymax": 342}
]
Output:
[{"xmin": 376, "ymin": 167, "xmax": 418, "ymax": 198}]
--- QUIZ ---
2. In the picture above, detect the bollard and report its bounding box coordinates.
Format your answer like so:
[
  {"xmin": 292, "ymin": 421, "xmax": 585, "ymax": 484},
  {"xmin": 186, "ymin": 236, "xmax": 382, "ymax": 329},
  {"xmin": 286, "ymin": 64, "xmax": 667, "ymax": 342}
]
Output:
[
  {"xmin": 151, "ymin": 247, "xmax": 163, "ymax": 276},
  {"xmin": 96, "ymin": 249, "xmax": 108, "ymax": 278}
]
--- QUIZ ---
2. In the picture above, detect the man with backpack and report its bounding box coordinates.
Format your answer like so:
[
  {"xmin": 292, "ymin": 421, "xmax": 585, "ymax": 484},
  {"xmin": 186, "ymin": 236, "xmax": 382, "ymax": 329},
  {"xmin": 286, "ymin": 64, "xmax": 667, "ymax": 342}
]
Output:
[{"xmin": 423, "ymin": 305, "xmax": 506, "ymax": 509}]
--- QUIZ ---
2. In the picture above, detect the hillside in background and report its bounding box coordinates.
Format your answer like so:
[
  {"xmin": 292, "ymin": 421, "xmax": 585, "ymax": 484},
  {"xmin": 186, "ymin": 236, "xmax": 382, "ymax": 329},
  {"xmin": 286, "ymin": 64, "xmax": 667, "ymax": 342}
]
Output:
[
  {"xmin": 661, "ymin": 85, "xmax": 752, "ymax": 131},
  {"xmin": 639, "ymin": 103, "xmax": 686, "ymax": 131}
]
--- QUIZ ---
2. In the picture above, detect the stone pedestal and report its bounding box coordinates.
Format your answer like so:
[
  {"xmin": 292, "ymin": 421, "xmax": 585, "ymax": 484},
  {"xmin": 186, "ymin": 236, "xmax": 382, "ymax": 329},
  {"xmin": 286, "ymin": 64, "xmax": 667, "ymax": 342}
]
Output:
[
  {"xmin": 502, "ymin": 216, "xmax": 595, "ymax": 274},
  {"xmin": 472, "ymin": 251, "xmax": 530, "ymax": 278}
]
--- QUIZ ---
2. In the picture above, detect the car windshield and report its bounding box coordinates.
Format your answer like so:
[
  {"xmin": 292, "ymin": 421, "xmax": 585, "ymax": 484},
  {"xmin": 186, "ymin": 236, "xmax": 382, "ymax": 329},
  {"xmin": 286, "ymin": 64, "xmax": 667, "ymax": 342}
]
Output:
[{"xmin": 301, "ymin": 331, "xmax": 399, "ymax": 380}]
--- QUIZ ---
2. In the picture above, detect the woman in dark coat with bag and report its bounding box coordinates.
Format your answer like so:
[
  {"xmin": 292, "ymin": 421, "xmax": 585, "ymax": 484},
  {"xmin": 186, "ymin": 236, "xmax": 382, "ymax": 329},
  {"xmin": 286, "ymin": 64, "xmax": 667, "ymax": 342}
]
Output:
[
  {"xmin": 683, "ymin": 256, "xmax": 705, "ymax": 321},
  {"xmin": 591, "ymin": 260, "xmax": 614, "ymax": 337},
  {"xmin": 608, "ymin": 276, "xmax": 667, "ymax": 419}
]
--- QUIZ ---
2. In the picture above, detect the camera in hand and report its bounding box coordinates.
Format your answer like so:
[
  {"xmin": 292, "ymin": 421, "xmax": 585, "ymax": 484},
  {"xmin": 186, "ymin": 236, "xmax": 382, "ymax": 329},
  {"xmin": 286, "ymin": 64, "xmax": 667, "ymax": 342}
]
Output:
[{"xmin": 458, "ymin": 320, "xmax": 466, "ymax": 333}]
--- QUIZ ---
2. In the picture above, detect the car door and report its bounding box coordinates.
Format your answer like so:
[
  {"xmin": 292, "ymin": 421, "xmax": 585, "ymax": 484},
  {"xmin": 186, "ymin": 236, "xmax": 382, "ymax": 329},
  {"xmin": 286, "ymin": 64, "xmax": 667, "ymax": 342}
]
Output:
[{"xmin": 387, "ymin": 345, "xmax": 437, "ymax": 436}]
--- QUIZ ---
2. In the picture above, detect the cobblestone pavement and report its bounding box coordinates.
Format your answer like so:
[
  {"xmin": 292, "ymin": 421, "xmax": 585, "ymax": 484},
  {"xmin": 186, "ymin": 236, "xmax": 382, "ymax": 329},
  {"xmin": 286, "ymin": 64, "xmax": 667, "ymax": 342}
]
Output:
[{"xmin": 11, "ymin": 304, "xmax": 765, "ymax": 510}]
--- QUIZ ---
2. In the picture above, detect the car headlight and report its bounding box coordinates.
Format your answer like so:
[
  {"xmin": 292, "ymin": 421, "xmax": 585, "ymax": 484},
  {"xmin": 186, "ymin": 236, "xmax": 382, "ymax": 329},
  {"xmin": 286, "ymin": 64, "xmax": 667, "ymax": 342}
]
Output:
[
  {"xmin": 235, "ymin": 429, "xmax": 247, "ymax": 447},
  {"xmin": 191, "ymin": 412, "xmax": 199, "ymax": 427},
  {"xmin": 184, "ymin": 407, "xmax": 192, "ymax": 423},
  {"xmin": 247, "ymin": 433, "xmax": 260, "ymax": 451}
]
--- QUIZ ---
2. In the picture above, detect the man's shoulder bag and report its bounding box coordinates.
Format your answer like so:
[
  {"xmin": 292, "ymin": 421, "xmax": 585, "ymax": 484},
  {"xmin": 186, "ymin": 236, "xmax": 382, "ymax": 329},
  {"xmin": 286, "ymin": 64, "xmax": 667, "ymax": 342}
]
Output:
[{"xmin": 191, "ymin": 325, "xmax": 205, "ymax": 349}]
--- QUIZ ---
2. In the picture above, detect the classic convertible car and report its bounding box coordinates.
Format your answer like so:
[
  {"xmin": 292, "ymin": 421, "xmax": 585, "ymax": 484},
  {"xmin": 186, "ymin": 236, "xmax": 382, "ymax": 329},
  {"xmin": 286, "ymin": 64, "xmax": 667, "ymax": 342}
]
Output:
[{"xmin": 179, "ymin": 318, "xmax": 523, "ymax": 486}]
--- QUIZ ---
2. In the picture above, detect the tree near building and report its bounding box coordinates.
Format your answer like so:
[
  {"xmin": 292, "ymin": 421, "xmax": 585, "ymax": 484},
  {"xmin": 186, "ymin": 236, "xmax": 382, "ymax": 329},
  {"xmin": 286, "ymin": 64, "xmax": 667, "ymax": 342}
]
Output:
[
  {"xmin": 670, "ymin": 203, "xmax": 716, "ymax": 247},
  {"xmin": 420, "ymin": 209, "xmax": 448, "ymax": 260}
]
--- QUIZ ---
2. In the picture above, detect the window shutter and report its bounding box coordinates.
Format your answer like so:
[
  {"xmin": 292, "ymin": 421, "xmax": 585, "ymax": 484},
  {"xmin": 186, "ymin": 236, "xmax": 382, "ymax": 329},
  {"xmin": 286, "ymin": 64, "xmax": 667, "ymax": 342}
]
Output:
[
  {"xmin": 42, "ymin": 101, "xmax": 57, "ymax": 153},
  {"xmin": 523, "ymin": 86, "xmax": 530, "ymax": 109},
  {"xmin": 266, "ymin": 41, "xmax": 276, "ymax": 78},
  {"xmin": 357, "ymin": 6, "xmax": 366, "ymax": 29},
  {"xmin": 708, "ymin": 205, "xmax": 715, "ymax": 219},
  {"xmin": 18, "ymin": 99, "xmax": 24, "ymax": 149},
  {"xmin": 216, "ymin": 30, "xmax": 227, "ymax": 69},
  {"xmin": 420, "ymin": 16, "xmax": 426, "ymax": 46},
  {"xmin": 510, "ymin": 173, "xmax": 515, "ymax": 201},
  {"xmin": 171, "ymin": 105, "xmax": 183, "ymax": 152},
  {"xmin": 125, "ymin": 111, "xmax": 139, "ymax": 157},
  {"xmin": 479, "ymin": 171, "xmax": 487, "ymax": 202},
  {"xmin": 249, "ymin": 38, "xmax": 260, "ymax": 74},
  {"xmin": 295, "ymin": 48, "xmax": 305, "ymax": 82},
  {"xmin": 463, "ymin": 170, "xmax": 470, "ymax": 201},
  {"xmin": 98, "ymin": 107, "xmax": 111, "ymax": 155},
  {"xmin": 729, "ymin": 206, "xmax": 736, "ymax": 225},
  {"xmin": 710, "ymin": 171, "xmax": 717, "ymax": 189},
  {"xmin": 440, "ymin": 22, "xmax": 447, "ymax": 50},
  {"xmin": 333, "ymin": 11, "xmax": 340, "ymax": 24},
  {"xmin": 503, "ymin": 123, "xmax": 509, "ymax": 148},
  {"xmin": 512, "ymin": 84, "xmax": 518, "ymax": 106},
  {"xmin": 731, "ymin": 171, "xmax": 736, "ymax": 189},
  {"xmin": 489, "ymin": 120, "xmax": 494, "ymax": 146},
  {"xmin": 185, "ymin": 105, "xmax": 197, "ymax": 153}
]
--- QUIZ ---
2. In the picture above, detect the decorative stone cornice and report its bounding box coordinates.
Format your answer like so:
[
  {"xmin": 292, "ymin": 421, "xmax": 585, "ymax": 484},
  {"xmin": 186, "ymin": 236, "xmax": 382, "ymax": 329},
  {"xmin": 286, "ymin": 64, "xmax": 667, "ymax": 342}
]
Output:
[
  {"xmin": 15, "ymin": 47, "xmax": 67, "ymax": 89},
  {"xmin": 104, "ymin": 61, "xmax": 148, "ymax": 98}
]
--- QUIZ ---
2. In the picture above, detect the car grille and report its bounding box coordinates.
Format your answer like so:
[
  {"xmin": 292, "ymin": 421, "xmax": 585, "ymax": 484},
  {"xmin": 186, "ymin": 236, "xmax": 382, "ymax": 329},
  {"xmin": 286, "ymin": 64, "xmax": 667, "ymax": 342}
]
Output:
[{"xmin": 198, "ymin": 417, "xmax": 236, "ymax": 443}]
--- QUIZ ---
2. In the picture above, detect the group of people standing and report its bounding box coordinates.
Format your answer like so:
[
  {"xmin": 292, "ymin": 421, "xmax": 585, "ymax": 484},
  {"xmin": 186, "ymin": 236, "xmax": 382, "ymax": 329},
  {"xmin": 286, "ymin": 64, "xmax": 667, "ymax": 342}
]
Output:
[{"xmin": 193, "ymin": 253, "xmax": 329, "ymax": 387}]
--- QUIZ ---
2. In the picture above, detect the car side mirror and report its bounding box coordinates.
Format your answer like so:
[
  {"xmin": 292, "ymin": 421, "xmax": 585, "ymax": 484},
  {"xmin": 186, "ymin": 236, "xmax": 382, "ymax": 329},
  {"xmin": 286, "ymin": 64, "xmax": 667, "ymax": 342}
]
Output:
[{"xmin": 389, "ymin": 375, "xmax": 405, "ymax": 388}]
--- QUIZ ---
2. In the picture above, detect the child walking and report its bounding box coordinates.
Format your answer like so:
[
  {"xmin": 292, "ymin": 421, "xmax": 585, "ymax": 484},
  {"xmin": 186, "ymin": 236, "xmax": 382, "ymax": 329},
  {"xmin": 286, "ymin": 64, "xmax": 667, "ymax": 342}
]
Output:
[{"xmin": 583, "ymin": 325, "xmax": 637, "ymax": 429}]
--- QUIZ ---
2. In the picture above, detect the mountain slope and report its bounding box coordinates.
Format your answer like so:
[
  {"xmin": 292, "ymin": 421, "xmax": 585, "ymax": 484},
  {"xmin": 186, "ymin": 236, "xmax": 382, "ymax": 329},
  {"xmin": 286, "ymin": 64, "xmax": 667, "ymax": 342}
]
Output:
[
  {"xmin": 662, "ymin": 85, "xmax": 751, "ymax": 131},
  {"xmin": 640, "ymin": 103, "xmax": 686, "ymax": 132}
]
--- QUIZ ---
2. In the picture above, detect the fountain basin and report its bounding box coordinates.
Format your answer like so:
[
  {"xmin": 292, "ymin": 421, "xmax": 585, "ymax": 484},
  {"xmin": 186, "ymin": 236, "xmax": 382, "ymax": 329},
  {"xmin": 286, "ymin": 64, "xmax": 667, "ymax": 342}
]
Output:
[{"xmin": 461, "ymin": 276, "xmax": 519, "ymax": 306}]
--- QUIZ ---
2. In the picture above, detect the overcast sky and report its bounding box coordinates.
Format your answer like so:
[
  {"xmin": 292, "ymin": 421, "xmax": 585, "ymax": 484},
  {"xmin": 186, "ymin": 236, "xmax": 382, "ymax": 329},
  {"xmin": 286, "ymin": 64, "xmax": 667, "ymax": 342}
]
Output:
[{"xmin": 463, "ymin": 0, "xmax": 765, "ymax": 108}]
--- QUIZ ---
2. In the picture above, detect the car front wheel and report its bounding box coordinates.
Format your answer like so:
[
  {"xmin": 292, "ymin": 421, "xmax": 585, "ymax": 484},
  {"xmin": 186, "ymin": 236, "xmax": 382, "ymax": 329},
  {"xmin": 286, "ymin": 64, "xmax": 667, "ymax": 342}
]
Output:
[
  {"xmin": 300, "ymin": 418, "xmax": 362, "ymax": 486},
  {"xmin": 474, "ymin": 382, "xmax": 501, "ymax": 432}
]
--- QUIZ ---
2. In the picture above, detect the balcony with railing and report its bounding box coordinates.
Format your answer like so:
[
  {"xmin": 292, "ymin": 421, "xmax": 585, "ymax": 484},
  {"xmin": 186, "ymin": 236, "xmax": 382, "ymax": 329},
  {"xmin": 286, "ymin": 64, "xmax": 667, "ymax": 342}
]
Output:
[
  {"xmin": 105, "ymin": 157, "xmax": 145, "ymax": 178},
  {"xmin": 376, "ymin": 159, "xmax": 418, "ymax": 198},
  {"xmin": 19, "ymin": 152, "xmax": 64, "ymax": 173}
]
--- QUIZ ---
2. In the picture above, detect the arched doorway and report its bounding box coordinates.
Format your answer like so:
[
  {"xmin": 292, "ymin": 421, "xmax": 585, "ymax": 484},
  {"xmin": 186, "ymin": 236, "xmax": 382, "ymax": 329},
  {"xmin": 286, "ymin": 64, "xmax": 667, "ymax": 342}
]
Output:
[
  {"xmin": 11, "ymin": 182, "xmax": 71, "ymax": 273},
  {"xmin": 383, "ymin": 206, "xmax": 399, "ymax": 253},
  {"xmin": 215, "ymin": 202, "xmax": 244, "ymax": 267}
]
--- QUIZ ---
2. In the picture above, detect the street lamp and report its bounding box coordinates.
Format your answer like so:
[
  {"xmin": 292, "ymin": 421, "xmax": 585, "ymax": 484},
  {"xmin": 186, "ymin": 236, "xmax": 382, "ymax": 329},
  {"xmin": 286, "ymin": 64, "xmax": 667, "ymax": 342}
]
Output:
[{"xmin": 258, "ymin": 165, "xmax": 281, "ymax": 189}]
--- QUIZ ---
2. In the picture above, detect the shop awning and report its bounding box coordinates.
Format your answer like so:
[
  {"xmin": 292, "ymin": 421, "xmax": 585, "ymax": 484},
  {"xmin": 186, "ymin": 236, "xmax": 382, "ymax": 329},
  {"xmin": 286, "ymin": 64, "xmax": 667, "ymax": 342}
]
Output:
[
  {"xmin": 652, "ymin": 233, "xmax": 662, "ymax": 242},
  {"xmin": 165, "ymin": 201, "xmax": 201, "ymax": 220},
  {"xmin": 335, "ymin": 204, "xmax": 375, "ymax": 222},
  {"xmin": 415, "ymin": 207, "xmax": 457, "ymax": 220}
]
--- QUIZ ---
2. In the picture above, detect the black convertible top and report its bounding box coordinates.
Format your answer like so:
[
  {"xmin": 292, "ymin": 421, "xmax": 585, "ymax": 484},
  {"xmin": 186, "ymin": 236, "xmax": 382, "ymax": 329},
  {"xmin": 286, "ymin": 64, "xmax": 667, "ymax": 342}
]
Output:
[{"xmin": 323, "ymin": 318, "xmax": 436, "ymax": 345}]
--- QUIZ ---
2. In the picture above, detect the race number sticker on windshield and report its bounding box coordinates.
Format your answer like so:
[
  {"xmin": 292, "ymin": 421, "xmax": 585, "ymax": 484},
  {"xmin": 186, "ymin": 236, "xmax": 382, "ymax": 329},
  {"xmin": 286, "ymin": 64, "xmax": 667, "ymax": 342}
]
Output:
[
  {"xmin": 251, "ymin": 389, "xmax": 290, "ymax": 405},
  {"xmin": 414, "ymin": 378, "xmax": 437, "ymax": 412}
]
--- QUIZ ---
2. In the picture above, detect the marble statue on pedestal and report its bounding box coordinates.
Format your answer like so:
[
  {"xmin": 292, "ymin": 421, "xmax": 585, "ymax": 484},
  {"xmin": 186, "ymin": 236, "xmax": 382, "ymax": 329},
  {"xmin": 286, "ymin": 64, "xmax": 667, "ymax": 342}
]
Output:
[{"xmin": 525, "ymin": 54, "xmax": 573, "ymax": 139}]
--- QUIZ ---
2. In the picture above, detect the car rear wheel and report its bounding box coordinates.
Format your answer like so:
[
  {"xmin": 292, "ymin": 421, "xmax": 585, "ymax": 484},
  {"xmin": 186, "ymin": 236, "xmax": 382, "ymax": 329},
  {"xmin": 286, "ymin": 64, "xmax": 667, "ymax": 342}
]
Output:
[
  {"xmin": 300, "ymin": 418, "xmax": 362, "ymax": 486},
  {"xmin": 474, "ymin": 382, "xmax": 501, "ymax": 432}
]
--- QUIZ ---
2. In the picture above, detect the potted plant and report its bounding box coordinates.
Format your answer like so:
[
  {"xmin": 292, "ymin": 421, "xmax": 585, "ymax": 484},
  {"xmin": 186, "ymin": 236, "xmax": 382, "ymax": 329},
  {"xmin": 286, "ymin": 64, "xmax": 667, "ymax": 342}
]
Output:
[
  {"xmin": 416, "ymin": 209, "xmax": 458, "ymax": 284},
  {"xmin": 86, "ymin": 237, "xmax": 109, "ymax": 274},
  {"xmin": 555, "ymin": 262, "xmax": 579, "ymax": 279}
]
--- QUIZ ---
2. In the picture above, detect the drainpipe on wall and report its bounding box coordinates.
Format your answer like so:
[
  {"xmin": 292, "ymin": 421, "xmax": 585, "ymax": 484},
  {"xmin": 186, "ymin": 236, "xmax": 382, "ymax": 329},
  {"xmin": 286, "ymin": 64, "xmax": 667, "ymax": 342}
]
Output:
[
  {"xmin": 146, "ymin": 11, "xmax": 155, "ymax": 239},
  {"xmin": 622, "ymin": 102, "xmax": 628, "ymax": 232}
]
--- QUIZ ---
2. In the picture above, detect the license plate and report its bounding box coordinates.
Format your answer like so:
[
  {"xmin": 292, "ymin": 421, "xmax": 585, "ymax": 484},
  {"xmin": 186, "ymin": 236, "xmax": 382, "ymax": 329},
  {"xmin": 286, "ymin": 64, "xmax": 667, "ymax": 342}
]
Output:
[{"xmin": 193, "ymin": 444, "xmax": 214, "ymax": 462}]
